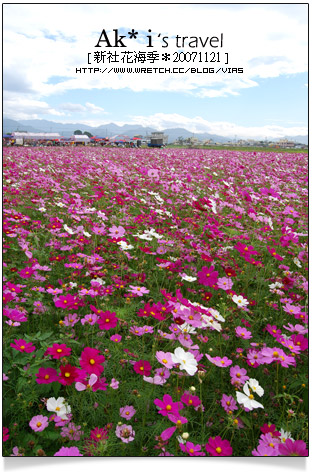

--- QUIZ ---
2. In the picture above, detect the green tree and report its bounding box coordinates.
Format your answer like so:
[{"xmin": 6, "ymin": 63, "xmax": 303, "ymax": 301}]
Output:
[
  {"xmin": 74, "ymin": 129, "xmax": 83, "ymax": 135},
  {"xmin": 83, "ymin": 131, "xmax": 93, "ymax": 138}
]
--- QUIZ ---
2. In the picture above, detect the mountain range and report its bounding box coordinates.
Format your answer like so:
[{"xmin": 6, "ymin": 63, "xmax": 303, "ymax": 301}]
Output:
[{"xmin": 2, "ymin": 117, "xmax": 308, "ymax": 145}]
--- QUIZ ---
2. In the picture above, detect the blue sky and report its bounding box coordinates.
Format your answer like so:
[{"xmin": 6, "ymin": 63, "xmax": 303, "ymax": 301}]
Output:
[{"xmin": 3, "ymin": 3, "xmax": 308, "ymax": 138}]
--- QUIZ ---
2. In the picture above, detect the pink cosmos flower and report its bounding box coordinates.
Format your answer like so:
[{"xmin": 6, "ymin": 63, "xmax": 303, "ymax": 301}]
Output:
[
  {"xmin": 217, "ymin": 277, "xmax": 233, "ymax": 291},
  {"xmin": 155, "ymin": 351, "xmax": 175, "ymax": 369},
  {"xmin": 10, "ymin": 339, "xmax": 36, "ymax": 353},
  {"xmin": 81, "ymin": 313, "xmax": 98, "ymax": 325},
  {"xmin": 230, "ymin": 365, "xmax": 249, "ymax": 387},
  {"xmin": 260, "ymin": 347, "xmax": 296, "ymax": 367},
  {"xmin": 115, "ymin": 424, "xmax": 135, "ymax": 443},
  {"xmin": 90, "ymin": 427, "xmax": 109, "ymax": 442},
  {"xmin": 221, "ymin": 394, "xmax": 238, "ymax": 413},
  {"xmin": 61, "ymin": 422, "xmax": 83, "ymax": 441},
  {"xmin": 278, "ymin": 439, "xmax": 308, "ymax": 456},
  {"xmin": 235, "ymin": 326, "xmax": 252, "ymax": 339},
  {"xmin": 179, "ymin": 441, "xmax": 205, "ymax": 456},
  {"xmin": 35, "ymin": 367, "xmax": 59, "ymax": 384},
  {"xmin": 29, "ymin": 415, "xmax": 49, "ymax": 432},
  {"xmin": 205, "ymin": 436, "xmax": 233, "ymax": 456},
  {"xmin": 45, "ymin": 343, "xmax": 71, "ymax": 359},
  {"xmin": 54, "ymin": 446, "xmax": 83, "ymax": 456},
  {"xmin": 129, "ymin": 285, "xmax": 150, "ymax": 296},
  {"xmin": 80, "ymin": 347, "xmax": 105, "ymax": 376},
  {"xmin": 133, "ymin": 360, "xmax": 152, "ymax": 376},
  {"xmin": 110, "ymin": 334, "xmax": 122, "ymax": 343},
  {"xmin": 205, "ymin": 354, "xmax": 233, "ymax": 367},
  {"xmin": 75, "ymin": 373, "xmax": 98, "ymax": 391},
  {"xmin": 110, "ymin": 378, "xmax": 119, "ymax": 389},
  {"xmin": 120, "ymin": 405, "xmax": 136, "ymax": 420},
  {"xmin": 283, "ymin": 303, "xmax": 301, "ymax": 315},
  {"xmin": 108, "ymin": 225, "xmax": 125, "ymax": 239},
  {"xmin": 160, "ymin": 413, "xmax": 188, "ymax": 441}
]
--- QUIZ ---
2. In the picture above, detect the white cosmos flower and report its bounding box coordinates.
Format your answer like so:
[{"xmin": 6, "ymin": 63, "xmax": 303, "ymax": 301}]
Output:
[
  {"xmin": 232, "ymin": 294, "xmax": 249, "ymax": 307},
  {"xmin": 63, "ymin": 224, "xmax": 74, "ymax": 235},
  {"xmin": 46, "ymin": 397, "xmax": 71, "ymax": 420},
  {"xmin": 236, "ymin": 382, "xmax": 264, "ymax": 411},
  {"xmin": 181, "ymin": 274, "xmax": 197, "ymax": 282},
  {"xmin": 247, "ymin": 378, "xmax": 264, "ymax": 397},
  {"xmin": 170, "ymin": 347, "xmax": 198, "ymax": 376}
]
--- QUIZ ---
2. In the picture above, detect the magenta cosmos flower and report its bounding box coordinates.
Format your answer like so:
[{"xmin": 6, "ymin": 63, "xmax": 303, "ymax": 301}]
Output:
[
  {"xmin": 205, "ymin": 436, "xmax": 233, "ymax": 456},
  {"xmin": 10, "ymin": 339, "xmax": 36, "ymax": 353},
  {"xmin": 115, "ymin": 424, "xmax": 135, "ymax": 443},
  {"xmin": 35, "ymin": 367, "xmax": 59, "ymax": 384},
  {"xmin": 120, "ymin": 405, "xmax": 136, "ymax": 420},
  {"xmin": 97, "ymin": 310, "xmax": 118, "ymax": 330},
  {"xmin": 197, "ymin": 266, "xmax": 218, "ymax": 287},
  {"xmin": 278, "ymin": 439, "xmax": 308, "ymax": 456},
  {"xmin": 54, "ymin": 446, "xmax": 83, "ymax": 456},
  {"xmin": 154, "ymin": 394, "xmax": 183, "ymax": 418},
  {"xmin": 133, "ymin": 359, "xmax": 152, "ymax": 376},
  {"xmin": 180, "ymin": 441, "xmax": 205, "ymax": 456},
  {"xmin": 29, "ymin": 415, "xmax": 49, "ymax": 432},
  {"xmin": 45, "ymin": 343, "xmax": 71, "ymax": 359},
  {"xmin": 80, "ymin": 347, "xmax": 105, "ymax": 376}
]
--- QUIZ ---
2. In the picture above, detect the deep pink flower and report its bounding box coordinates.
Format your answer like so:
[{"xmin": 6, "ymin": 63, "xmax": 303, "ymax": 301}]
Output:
[
  {"xmin": 133, "ymin": 360, "xmax": 152, "ymax": 376},
  {"xmin": 154, "ymin": 394, "xmax": 183, "ymax": 417},
  {"xmin": 180, "ymin": 441, "xmax": 205, "ymax": 456},
  {"xmin": 10, "ymin": 339, "xmax": 36, "ymax": 353},
  {"xmin": 35, "ymin": 367, "xmax": 59, "ymax": 384},
  {"xmin": 45, "ymin": 343, "xmax": 71, "ymax": 359},
  {"xmin": 267, "ymin": 247, "xmax": 284, "ymax": 261},
  {"xmin": 90, "ymin": 427, "xmax": 109, "ymax": 443},
  {"xmin": 181, "ymin": 391, "xmax": 201, "ymax": 408},
  {"xmin": 59, "ymin": 364, "xmax": 79, "ymax": 385},
  {"xmin": 80, "ymin": 347, "xmax": 105, "ymax": 376},
  {"xmin": 110, "ymin": 334, "xmax": 122, "ymax": 343},
  {"xmin": 29, "ymin": 415, "xmax": 49, "ymax": 432},
  {"xmin": 97, "ymin": 310, "xmax": 118, "ymax": 330},
  {"xmin": 160, "ymin": 413, "xmax": 188, "ymax": 441},
  {"xmin": 278, "ymin": 439, "xmax": 308, "ymax": 456},
  {"xmin": 205, "ymin": 436, "xmax": 233, "ymax": 456},
  {"xmin": 197, "ymin": 266, "xmax": 219, "ymax": 287}
]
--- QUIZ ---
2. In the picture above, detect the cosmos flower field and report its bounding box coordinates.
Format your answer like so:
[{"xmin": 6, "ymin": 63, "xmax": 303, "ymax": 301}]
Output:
[{"xmin": 3, "ymin": 147, "xmax": 308, "ymax": 457}]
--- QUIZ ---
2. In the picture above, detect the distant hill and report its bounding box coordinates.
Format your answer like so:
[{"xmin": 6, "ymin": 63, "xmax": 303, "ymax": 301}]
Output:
[{"xmin": 3, "ymin": 117, "xmax": 308, "ymax": 145}]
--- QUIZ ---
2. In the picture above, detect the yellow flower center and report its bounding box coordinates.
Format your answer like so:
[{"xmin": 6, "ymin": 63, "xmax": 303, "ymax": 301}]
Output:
[
  {"xmin": 216, "ymin": 447, "xmax": 222, "ymax": 454},
  {"xmin": 36, "ymin": 422, "xmax": 42, "ymax": 427},
  {"xmin": 44, "ymin": 375, "xmax": 50, "ymax": 380},
  {"xmin": 90, "ymin": 359, "xmax": 95, "ymax": 365},
  {"xmin": 57, "ymin": 349, "xmax": 62, "ymax": 353},
  {"xmin": 162, "ymin": 359, "xmax": 168, "ymax": 363},
  {"xmin": 166, "ymin": 405, "xmax": 172, "ymax": 411},
  {"xmin": 65, "ymin": 372, "xmax": 71, "ymax": 377}
]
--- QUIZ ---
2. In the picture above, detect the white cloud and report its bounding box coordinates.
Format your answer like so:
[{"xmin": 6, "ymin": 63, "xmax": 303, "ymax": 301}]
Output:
[{"xmin": 126, "ymin": 112, "xmax": 308, "ymax": 139}]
